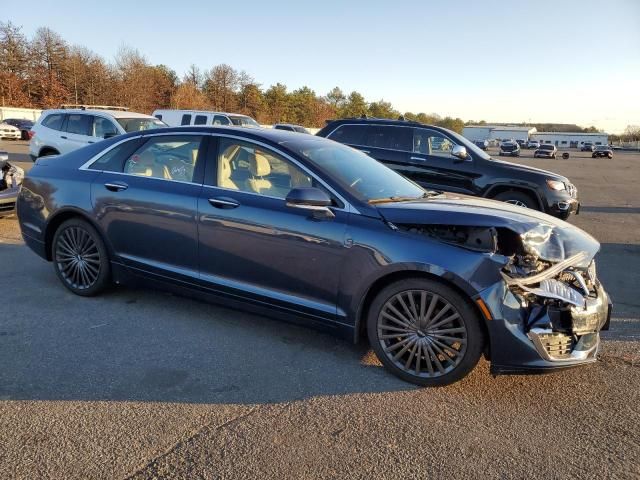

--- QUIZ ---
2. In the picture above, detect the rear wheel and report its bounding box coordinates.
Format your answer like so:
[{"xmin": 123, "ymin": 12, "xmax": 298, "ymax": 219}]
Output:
[
  {"xmin": 52, "ymin": 218, "xmax": 111, "ymax": 296},
  {"xmin": 367, "ymin": 278, "xmax": 485, "ymax": 387},
  {"xmin": 492, "ymin": 190, "xmax": 538, "ymax": 210}
]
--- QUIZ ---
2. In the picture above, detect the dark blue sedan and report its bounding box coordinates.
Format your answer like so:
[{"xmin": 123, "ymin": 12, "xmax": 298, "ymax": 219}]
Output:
[{"xmin": 17, "ymin": 126, "xmax": 611, "ymax": 386}]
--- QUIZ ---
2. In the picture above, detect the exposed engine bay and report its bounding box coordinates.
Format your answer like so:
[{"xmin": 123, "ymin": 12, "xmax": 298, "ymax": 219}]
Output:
[
  {"xmin": 1, "ymin": 159, "xmax": 24, "ymax": 191},
  {"xmin": 398, "ymin": 222, "xmax": 610, "ymax": 361}
]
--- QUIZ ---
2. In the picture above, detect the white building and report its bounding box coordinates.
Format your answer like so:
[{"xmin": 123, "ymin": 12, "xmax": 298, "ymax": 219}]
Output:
[
  {"xmin": 530, "ymin": 132, "xmax": 609, "ymax": 148},
  {"xmin": 0, "ymin": 107, "xmax": 42, "ymax": 122},
  {"xmin": 463, "ymin": 125, "xmax": 537, "ymax": 143}
]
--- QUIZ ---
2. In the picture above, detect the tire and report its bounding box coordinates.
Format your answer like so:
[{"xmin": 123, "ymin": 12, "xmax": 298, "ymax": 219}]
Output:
[
  {"xmin": 52, "ymin": 218, "xmax": 111, "ymax": 296},
  {"xmin": 491, "ymin": 190, "xmax": 538, "ymax": 209},
  {"xmin": 552, "ymin": 153, "xmax": 556, "ymax": 159},
  {"xmin": 367, "ymin": 278, "xmax": 485, "ymax": 387}
]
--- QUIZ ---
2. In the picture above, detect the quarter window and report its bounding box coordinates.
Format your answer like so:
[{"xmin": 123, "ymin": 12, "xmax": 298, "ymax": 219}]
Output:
[
  {"xmin": 413, "ymin": 129, "xmax": 457, "ymax": 157},
  {"xmin": 65, "ymin": 114, "xmax": 92, "ymax": 136},
  {"xmin": 180, "ymin": 114, "xmax": 192, "ymax": 126},
  {"xmin": 194, "ymin": 115, "xmax": 207, "ymax": 125},
  {"xmin": 42, "ymin": 114, "xmax": 65, "ymax": 131},
  {"xmin": 88, "ymin": 138, "xmax": 144, "ymax": 172},
  {"xmin": 217, "ymin": 138, "xmax": 312, "ymax": 199},
  {"xmin": 328, "ymin": 125, "xmax": 368, "ymax": 145},
  {"xmin": 123, "ymin": 135, "xmax": 203, "ymax": 183}
]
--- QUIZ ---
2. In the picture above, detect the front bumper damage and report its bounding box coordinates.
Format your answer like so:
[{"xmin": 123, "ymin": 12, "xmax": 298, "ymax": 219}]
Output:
[{"xmin": 480, "ymin": 250, "xmax": 611, "ymax": 374}]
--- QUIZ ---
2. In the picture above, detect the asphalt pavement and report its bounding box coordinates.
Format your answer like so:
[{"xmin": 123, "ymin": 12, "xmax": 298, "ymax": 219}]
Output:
[{"xmin": 0, "ymin": 141, "xmax": 638, "ymax": 479}]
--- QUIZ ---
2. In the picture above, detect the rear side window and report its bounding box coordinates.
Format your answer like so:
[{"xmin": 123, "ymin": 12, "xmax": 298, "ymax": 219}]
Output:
[
  {"xmin": 367, "ymin": 126, "xmax": 413, "ymax": 151},
  {"xmin": 88, "ymin": 138, "xmax": 145, "ymax": 172},
  {"xmin": 194, "ymin": 115, "xmax": 207, "ymax": 125},
  {"xmin": 181, "ymin": 114, "xmax": 192, "ymax": 126},
  {"xmin": 212, "ymin": 115, "xmax": 231, "ymax": 126},
  {"xmin": 328, "ymin": 124, "xmax": 368, "ymax": 145},
  {"xmin": 42, "ymin": 114, "xmax": 65, "ymax": 131},
  {"xmin": 275, "ymin": 125, "xmax": 293, "ymax": 131},
  {"xmin": 65, "ymin": 114, "xmax": 92, "ymax": 136}
]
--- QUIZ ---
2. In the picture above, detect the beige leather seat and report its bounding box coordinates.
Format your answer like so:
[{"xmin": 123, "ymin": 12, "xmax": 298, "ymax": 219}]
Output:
[
  {"xmin": 246, "ymin": 151, "xmax": 272, "ymax": 194},
  {"xmin": 218, "ymin": 154, "xmax": 238, "ymax": 190},
  {"xmin": 126, "ymin": 151, "xmax": 172, "ymax": 179}
]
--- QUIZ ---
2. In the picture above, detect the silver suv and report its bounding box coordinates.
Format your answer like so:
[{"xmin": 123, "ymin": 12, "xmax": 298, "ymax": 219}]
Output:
[{"xmin": 29, "ymin": 106, "xmax": 167, "ymax": 160}]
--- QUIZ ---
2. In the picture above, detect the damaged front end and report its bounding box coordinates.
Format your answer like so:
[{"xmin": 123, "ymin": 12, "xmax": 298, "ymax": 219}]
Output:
[
  {"xmin": 0, "ymin": 152, "xmax": 24, "ymax": 217},
  {"xmin": 397, "ymin": 219, "xmax": 611, "ymax": 372}
]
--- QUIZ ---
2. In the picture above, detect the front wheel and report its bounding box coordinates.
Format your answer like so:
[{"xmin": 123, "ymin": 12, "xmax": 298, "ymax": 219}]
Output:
[
  {"xmin": 52, "ymin": 218, "xmax": 111, "ymax": 296},
  {"xmin": 491, "ymin": 190, "xmax": 538, "ymax": 210},
  {"xmin": 367, "ymin": 278, "xmax": 485, "ymax": 387}
]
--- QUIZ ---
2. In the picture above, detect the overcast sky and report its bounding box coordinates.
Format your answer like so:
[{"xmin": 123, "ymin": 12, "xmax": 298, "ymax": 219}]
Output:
[{"xmin": 7, "ymin": 0, "xmax": 640, "ymax": 133}]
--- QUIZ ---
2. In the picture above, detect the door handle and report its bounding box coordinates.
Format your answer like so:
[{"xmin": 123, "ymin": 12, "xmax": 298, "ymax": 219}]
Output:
[
  {"xmin": 60, "ymin": 135, "xmax": 68, "ymax": 139},
  {"xmin": 208, "ymin": 197, "xmax": 239, "ymax": 209},
  {"xmin": 104, "ymin": 181, "xmax": 128, "ymax": 192},
  {"xmin": 87, "ymin": 141, "xmax": 94, "ymax": 144}
]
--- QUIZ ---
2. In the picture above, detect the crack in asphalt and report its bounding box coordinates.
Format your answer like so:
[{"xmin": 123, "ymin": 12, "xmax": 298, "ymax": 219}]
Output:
[{"xmin": 123, "ymin": 406, "xmax": 259, "ymax": 480}]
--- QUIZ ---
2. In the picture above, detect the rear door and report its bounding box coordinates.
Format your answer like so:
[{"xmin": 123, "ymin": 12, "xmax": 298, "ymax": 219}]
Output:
[
  {"xmin": 362, "ymin": 125, "xmax": 413, "ymax": 168},
  {"xmin": 407, "ymin": 128, "xmax": 478, "ymax": 194},
  {"xmin": 90, "ymin": 133, "xmax": 206, "ymax": 282}
]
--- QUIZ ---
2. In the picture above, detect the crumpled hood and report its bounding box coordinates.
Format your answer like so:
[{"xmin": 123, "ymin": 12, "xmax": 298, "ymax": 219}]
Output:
[{"xmin": 376, "ymin": 192, "xmax": 599, "ymax": 264}]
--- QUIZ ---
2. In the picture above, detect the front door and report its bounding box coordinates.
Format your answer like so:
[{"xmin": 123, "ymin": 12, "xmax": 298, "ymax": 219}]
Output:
[
  {"xmin": 406, "ymin": 128, "xmax": 478, "ymax": 194},
  {"xmin": 91, "ymin": 133, "xmax": 206, "ymax": 282},
  {"xmin": 197, "ymin": 136, "xmax": 350, "ymax": 323}
]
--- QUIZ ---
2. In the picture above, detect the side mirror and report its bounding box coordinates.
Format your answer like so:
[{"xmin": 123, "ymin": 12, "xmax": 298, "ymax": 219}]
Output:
[
  {"xmin": 285, "ymin": 187, "xmax": 335, "ymax": 219},
  {"xmin": 103, "ymin": 132, "xmax": 118, "ymax": 139},
  {"xmin": 451, "ymin": 145, "xmax": 470, "ymax": 161}
]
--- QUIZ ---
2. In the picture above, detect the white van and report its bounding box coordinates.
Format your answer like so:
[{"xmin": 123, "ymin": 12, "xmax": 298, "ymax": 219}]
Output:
[{"xmin": 152, "ymin": 110, "xmax": 261, "ymax": 128}]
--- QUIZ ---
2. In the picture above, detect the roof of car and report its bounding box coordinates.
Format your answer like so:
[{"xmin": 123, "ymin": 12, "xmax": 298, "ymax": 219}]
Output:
[{"xmin": 42, "ymin": 109, "xmax": 155, "ymax": 119}]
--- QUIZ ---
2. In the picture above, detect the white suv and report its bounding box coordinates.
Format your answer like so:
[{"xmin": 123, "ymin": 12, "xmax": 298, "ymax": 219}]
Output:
[{"xmin": 29, "ymin": 107, "xmax": 167, "ymax": 160}]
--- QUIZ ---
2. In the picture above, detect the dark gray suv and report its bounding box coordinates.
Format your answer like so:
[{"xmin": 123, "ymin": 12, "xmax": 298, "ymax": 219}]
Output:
[{"xmin": 317, "ymin": 119, "xmax": 579, "ymax": 219}]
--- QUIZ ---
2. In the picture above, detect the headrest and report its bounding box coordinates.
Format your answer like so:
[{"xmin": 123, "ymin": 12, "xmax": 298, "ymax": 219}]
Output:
[
  {"xmin": 249, "ymin": 151, "xmax": 271, "ymax": 177},
  {"xmin": 220, "ymin": 155, "xmax": 232, "ymax": 179}
]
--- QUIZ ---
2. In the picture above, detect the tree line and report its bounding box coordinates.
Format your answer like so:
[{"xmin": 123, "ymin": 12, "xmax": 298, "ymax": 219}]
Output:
[{"xmin": 0, "ymin": 21, "xmax": 466, "ymax": 131}]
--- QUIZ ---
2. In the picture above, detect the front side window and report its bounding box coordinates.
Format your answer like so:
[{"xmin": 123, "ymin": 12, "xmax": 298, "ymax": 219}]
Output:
[
  {"xmin": 284, "ymin": 137, "xmax": 425, "ymax": 203},
  {"xmin": 93, "ymin": 116, "xmax": 119, "ymax": 138},
  {"xmin": 367, "ymin": 126, "xmax": 413, "ymax": 151},
  {"xmin": 217, "ymin": 138, "xmax": 312, "ymax": 198},
  {"xmin": 42, "ymin": 114, "xmax": 65, "ymax": 131},
  {"xmin": 212, "ymin": 115, "xmax": 231, "ymax": 126},
  {"xmin": 65, "ymin": 114, "xmax": 92, "ymax": 136},
  {"xmin": 181, "ymin": 114, "xmax": 192, "ymax": 126},
  {"xmin": 194, "ymin": 115, "xmax": 207, "ymax": 125},
  {"xmin": 116, "ymin": 117, "xmax": 166, "ymax": 132},
  {"xmin": 328, "ymin": 124, "xmax": 368, "ymax": 145},
  {"xmin": 413, "ymin": 129, "xmax": 456, "ymax": 157},
  {"xmin": 123, "ymin": 135, "xmax": 203, "ymax": 182}
]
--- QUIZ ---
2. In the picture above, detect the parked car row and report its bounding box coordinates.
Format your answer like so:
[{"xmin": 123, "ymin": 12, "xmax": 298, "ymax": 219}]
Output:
[{"xmin": 16, "ymin": 124, "xmax": 611, "ymax": 387}]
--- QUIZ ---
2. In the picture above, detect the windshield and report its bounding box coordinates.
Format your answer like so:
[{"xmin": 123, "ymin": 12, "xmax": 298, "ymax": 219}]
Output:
[
  {"xmin": 283, "ymin": 138, "xmax": 426, "ymax": 203},
  {"xmin": 540, "ymin": 144, "xmax": 554, "ymax": 150},
  {"xmin": 596, "ymin": 145, "xmax": 608, "ymax": 150},
  {"xmin": 230, "ymin": 116, "xmax": 260, "ymax": 127},
  {"xmin": 116, "ymin": 117, "xmax": 167, "ymax": 132}
]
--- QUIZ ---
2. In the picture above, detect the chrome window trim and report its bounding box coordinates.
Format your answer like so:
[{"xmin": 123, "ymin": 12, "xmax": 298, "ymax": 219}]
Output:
[
  {"xmin": 78, "ymin": 131, "xmax": 359, "ymax": 213},
  {"xmin": 326, "ymin": 123, "xmax": 464, "ymax": 158}
]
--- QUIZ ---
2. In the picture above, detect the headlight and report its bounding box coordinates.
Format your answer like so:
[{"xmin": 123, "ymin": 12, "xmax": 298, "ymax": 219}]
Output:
[
  {"xmin": 9, "ymin": 165, "xmax": 24, "ymax": 186},
  {"xmin": 546, "ymin": 179, "xmax": 566, "ymax": 191}
]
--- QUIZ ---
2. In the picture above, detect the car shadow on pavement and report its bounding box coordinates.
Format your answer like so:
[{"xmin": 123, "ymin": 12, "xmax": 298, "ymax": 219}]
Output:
[
  {"xmin": 580, "ymin": 206, "xmax": 640, "ymax": 214},
  {"xmin": 0, "ymin": 241, "xmax": 637, "ymax": 406}
]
